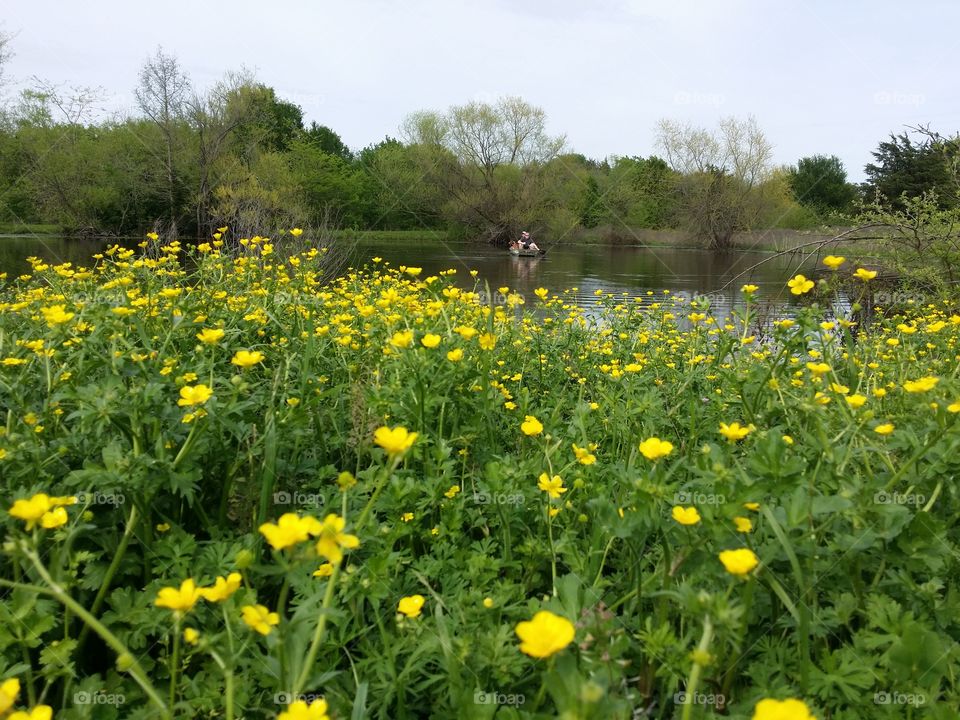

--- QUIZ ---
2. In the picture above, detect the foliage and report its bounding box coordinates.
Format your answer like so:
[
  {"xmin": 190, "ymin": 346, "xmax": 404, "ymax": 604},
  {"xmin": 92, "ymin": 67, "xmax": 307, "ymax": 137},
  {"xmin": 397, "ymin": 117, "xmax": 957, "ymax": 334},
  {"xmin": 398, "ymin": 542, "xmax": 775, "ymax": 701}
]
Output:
[
  {"xmin": 401, "ymin": 96, "xmax": 566, "ymax": 242},
  {"xmin": 864, "ymin": 131, "xmax": 958, "ymax": 211},
  {"xmin": 1, "ymin": 239, "xmax": 959, "ymax": 717},
  {"xmin": 656, "ymin": 117, "xmax": 782, "ymax": 250},
  {"xmin": 858, "ymin": 192, "xmax": 960, "ymax": 298},
  {"xmin": 788, "ymin": 155, "xmax": 857, "ymax": 215}
]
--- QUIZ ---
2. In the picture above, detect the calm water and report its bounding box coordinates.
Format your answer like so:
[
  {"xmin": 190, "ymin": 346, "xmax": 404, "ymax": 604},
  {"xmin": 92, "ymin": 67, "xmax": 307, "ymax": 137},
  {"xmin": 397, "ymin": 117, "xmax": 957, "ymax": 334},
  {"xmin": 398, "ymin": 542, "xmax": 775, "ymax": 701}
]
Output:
[{"xmin": 0, "ymin": 235, "xmax": 817, "ymax": 315}]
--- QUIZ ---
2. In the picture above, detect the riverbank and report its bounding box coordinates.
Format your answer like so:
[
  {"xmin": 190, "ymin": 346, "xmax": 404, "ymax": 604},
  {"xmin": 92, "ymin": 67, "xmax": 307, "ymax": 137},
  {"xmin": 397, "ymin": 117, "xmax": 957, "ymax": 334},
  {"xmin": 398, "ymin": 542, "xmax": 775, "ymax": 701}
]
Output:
[{"xmin": 0, "ymin": 222, "xmax": 64, "ymax": 235}]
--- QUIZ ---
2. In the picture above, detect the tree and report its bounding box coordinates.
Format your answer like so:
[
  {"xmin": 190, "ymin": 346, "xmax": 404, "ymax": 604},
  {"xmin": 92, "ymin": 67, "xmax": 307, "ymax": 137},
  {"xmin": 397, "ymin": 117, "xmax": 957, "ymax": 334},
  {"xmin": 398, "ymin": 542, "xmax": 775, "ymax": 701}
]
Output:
[
  {"xmin": 656, "ymin": 116, "xmax": 774, "ymax": 250},
  {"xmin": 224, "ymin": 83, "xmax": 304, "ymax": 158},
  {"xmin": 136, "ymin": 47, "xmax": 192, "ymax": 236},
  {"xmin": 356, "ymin": 137, "xmax": 444, "ymax": 230},
  {"xmin": 0, "ymin": 29, "xmax": 13, "ymax": 91},
  {"xmin": 602, "ymin": 155, "xmax": 677, "ymax": 229},
  {"xmin": 788, "ymin": 154, "xmax": 857, "ymax": 215},
  {"xmin": 402, "ymin": 96, "xmax": 565, "ymax": 242},
  {"xmin": 864, "ymin": 130, "xmax": 957, "ymax": 211},
  {"xmin": 303, "ymin": 122, "xmax": 352, "ymax": 161}
]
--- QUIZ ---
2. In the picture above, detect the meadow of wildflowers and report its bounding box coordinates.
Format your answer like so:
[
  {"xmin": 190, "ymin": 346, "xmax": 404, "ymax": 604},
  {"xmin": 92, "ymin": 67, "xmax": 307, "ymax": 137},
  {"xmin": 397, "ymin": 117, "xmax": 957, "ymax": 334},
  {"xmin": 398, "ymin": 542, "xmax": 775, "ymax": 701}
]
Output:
[{"xmin": 0, "ymin": 236, "xmax": 958, "ymax": 719}]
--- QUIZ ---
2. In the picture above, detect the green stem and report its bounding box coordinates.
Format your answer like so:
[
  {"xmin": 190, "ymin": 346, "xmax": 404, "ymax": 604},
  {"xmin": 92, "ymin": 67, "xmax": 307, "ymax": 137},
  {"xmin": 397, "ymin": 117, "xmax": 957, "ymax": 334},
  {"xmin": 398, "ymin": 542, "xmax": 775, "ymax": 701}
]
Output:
[
  {"xmin": 681, "ymin": 614, "xmax": 713, "ymax": 720},
  {"xmin": 291, "ymin": 563, "xmax": 341, "ymax": 696},
  {"xmin": 78, "ymin": 503, "xmax": 140, "ymax": 648},
  {"xmin": 7, "ymin": 556, "xmax": 169, "ymax": 718},
  {"xmin": 169, "ymin": 618, "xmax": 181, "ymax": 712}
]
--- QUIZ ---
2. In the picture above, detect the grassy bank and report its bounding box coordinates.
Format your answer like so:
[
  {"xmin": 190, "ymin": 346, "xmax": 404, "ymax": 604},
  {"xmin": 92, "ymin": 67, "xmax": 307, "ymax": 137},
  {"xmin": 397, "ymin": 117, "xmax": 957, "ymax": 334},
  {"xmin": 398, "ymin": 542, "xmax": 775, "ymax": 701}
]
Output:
[
  {"xmin": 0, "ymin": 222, "xmax": 64, "ymax": 235},
  {"xmin": 0, "ymin": 239, "xmax": 957, "ymax": 718}
]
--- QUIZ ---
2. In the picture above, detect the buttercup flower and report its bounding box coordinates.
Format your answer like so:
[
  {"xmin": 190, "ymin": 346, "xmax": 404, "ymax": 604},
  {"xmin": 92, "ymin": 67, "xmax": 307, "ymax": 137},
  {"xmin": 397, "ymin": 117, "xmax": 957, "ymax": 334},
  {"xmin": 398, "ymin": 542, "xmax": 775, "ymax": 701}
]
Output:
[
  {"xmin": 7, "ymin": 705, "xmax": 53, "ymax": 720},
  {"xmin": 155, "ymin": 579, "xmax": 202, "ymax": 614},
  {"xmin": 178, "ymin": 384, "xmax": 213, "ymax": 407},
  {"xmin": 734, "ymin": 516, "xmax": 753, "ymax": 533},
  {"xmin": 719, "ymin": 421, "xmax": 753, "ymax": 442},
  {"xmin": 183, "ymin": 628, "xmax": 200, "ymax": 645},
  {"xmin": 853, "ymin": 268, "xmax": 877, "ymax": 281},
  {"xmin": 571, "ymin": 443, "xmax": 597, "ymax": 465},
  {"xmin": 200, "ymin": 572, "xmax": 243, "ymax": 602},
  {"xmin": 420, "ymin": 333, "xmax": 441, "ymax": 348},
  {"xmin": 0, "ymin": 678, "xmax": 20, "ymax": 713},
  {"xmin": 278, "ymin": 698, "xmax": 329, "ymax": 720},
  {"xmin": 9, "ymin": 494, "xmax": 76, "ymax": 530},
  {"xmin": 822, "ymin": 255, "xmax": 845, "ymax": 270},
  {"xmin": 196, "ymin": 328, "xmax": 225, "ymax": 344},
  {"xmin": 259, "ymin": 513, "xmax": 322, "ymax": 551},
  {"xmin": 389, "ymin": 330, "xmax": 414, "ymax": 348},
  {"xmin": 373, "ymin": 425, "xmax": 418, "ymax": 456},
  {"xmin": 719, "ymin": 548, "xmax": 759, "ymax": 576},
  {"xmin": 241, "ymin": 604, "xmax": 279, "ymax": 635},
  {"xmin": 520, "ymin": 415, "xmax": 543, "ymax": 436},
  {"xmin": 672, "ymin": 506, "xmax": 701, "ymax": 525},
  {"xmin": 313, "ymin": 563, "xmax": 334, "ymax": 578},
  {"xmin": 515, "ymin": 610, "xmax": 575, "ymax": 659},
  {"xmin": 538, "ymin": 473, "xmax": 567, "ymax": 499},
  {"xmin": 315, "ymin": 513, "xmax": 360, "ymax": 564},
  {"xmin": 752, "ymin": 697, "xmax": 817, "ymax": 720},
  {"xmin": 231, "ymin": 350, "xmax": 265, "ymax": 368},
  {"xmin": 639, "ymin": 437, "xmax": 674, "ymax": 460},
  {"xmin": 397, "ymin": 594, "xmax": 425, "ymax": 618},
  {"xmin": 787, "ymin": 275, "xmax": 814, "ymax": 295},
  {"xmin": 903, "ymin": 376, "xmax": 939, "ymax": 393}
]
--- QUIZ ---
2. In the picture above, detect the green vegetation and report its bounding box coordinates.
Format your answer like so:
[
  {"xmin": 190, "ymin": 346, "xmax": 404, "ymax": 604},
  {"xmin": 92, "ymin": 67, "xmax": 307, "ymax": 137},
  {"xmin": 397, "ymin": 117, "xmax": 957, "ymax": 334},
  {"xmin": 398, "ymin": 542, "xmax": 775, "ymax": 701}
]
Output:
[
  {"xmin": 3, "ymin": 40, "xmax": 956, "ymax": 253},
  {"xmin": 1, "ymin": 243, "xmax": 959, "ymax": 718}
]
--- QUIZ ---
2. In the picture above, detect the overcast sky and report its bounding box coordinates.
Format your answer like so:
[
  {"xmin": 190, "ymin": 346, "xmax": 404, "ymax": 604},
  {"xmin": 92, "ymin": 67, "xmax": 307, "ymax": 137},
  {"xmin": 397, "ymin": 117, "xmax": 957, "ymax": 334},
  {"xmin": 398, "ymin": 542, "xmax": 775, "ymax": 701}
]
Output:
[{"xmin": 4, "ymin": 0, "xmax": 958, "ymax": 181}]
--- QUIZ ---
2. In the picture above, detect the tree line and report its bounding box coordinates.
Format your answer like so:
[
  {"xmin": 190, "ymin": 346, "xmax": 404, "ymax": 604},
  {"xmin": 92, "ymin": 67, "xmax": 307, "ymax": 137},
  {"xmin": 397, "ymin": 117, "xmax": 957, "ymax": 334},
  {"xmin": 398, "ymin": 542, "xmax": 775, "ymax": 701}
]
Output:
[{"xmin": 0, "ymin": 42, "xmax": 958, "ymax": 249}]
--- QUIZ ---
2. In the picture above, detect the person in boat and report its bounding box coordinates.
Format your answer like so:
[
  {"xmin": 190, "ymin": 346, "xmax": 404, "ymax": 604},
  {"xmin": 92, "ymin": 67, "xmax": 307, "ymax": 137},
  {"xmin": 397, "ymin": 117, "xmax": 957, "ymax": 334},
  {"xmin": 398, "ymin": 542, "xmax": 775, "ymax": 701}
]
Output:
[{"xmin": 519, "ymin": 231, "xmax": 540, "ymax": 252}]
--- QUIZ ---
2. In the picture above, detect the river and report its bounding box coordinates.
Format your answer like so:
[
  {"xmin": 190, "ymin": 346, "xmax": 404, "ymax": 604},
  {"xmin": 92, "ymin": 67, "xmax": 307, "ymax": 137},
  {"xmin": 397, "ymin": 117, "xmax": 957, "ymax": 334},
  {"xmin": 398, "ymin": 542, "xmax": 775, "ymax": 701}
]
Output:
[{"xmin": 0, "ymin": 234, "xmax": 817, "ymax": 316}]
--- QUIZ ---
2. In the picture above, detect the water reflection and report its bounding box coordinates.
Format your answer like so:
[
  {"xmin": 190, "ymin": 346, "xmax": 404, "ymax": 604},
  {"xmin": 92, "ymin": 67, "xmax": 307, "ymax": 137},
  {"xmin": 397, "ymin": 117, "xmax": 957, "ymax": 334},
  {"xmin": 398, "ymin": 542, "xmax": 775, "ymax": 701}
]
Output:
[{"xmin": 1, "ymin": 235, "xmax": 822, "ymax": 316}]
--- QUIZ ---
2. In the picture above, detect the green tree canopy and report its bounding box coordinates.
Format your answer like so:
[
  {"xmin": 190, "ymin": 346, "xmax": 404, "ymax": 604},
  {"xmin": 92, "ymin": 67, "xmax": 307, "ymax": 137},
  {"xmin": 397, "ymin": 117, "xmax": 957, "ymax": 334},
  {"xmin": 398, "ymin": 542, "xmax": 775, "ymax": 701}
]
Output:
[
  {"xmin": 788, "ymin": 154, "xmax": 857, "ymax": 214},
  {"xmin": 864, "ymin": 131, "xmax": 958, "ymax": 210}
]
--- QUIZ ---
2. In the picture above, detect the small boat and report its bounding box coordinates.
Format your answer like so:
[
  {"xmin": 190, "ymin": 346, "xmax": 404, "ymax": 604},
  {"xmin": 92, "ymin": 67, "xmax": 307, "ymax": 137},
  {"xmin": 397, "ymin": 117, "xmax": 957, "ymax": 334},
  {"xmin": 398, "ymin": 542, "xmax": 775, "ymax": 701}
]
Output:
[{"xmin": 509, "ymin": 247, "xmax": 541, "ymax": 257}]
